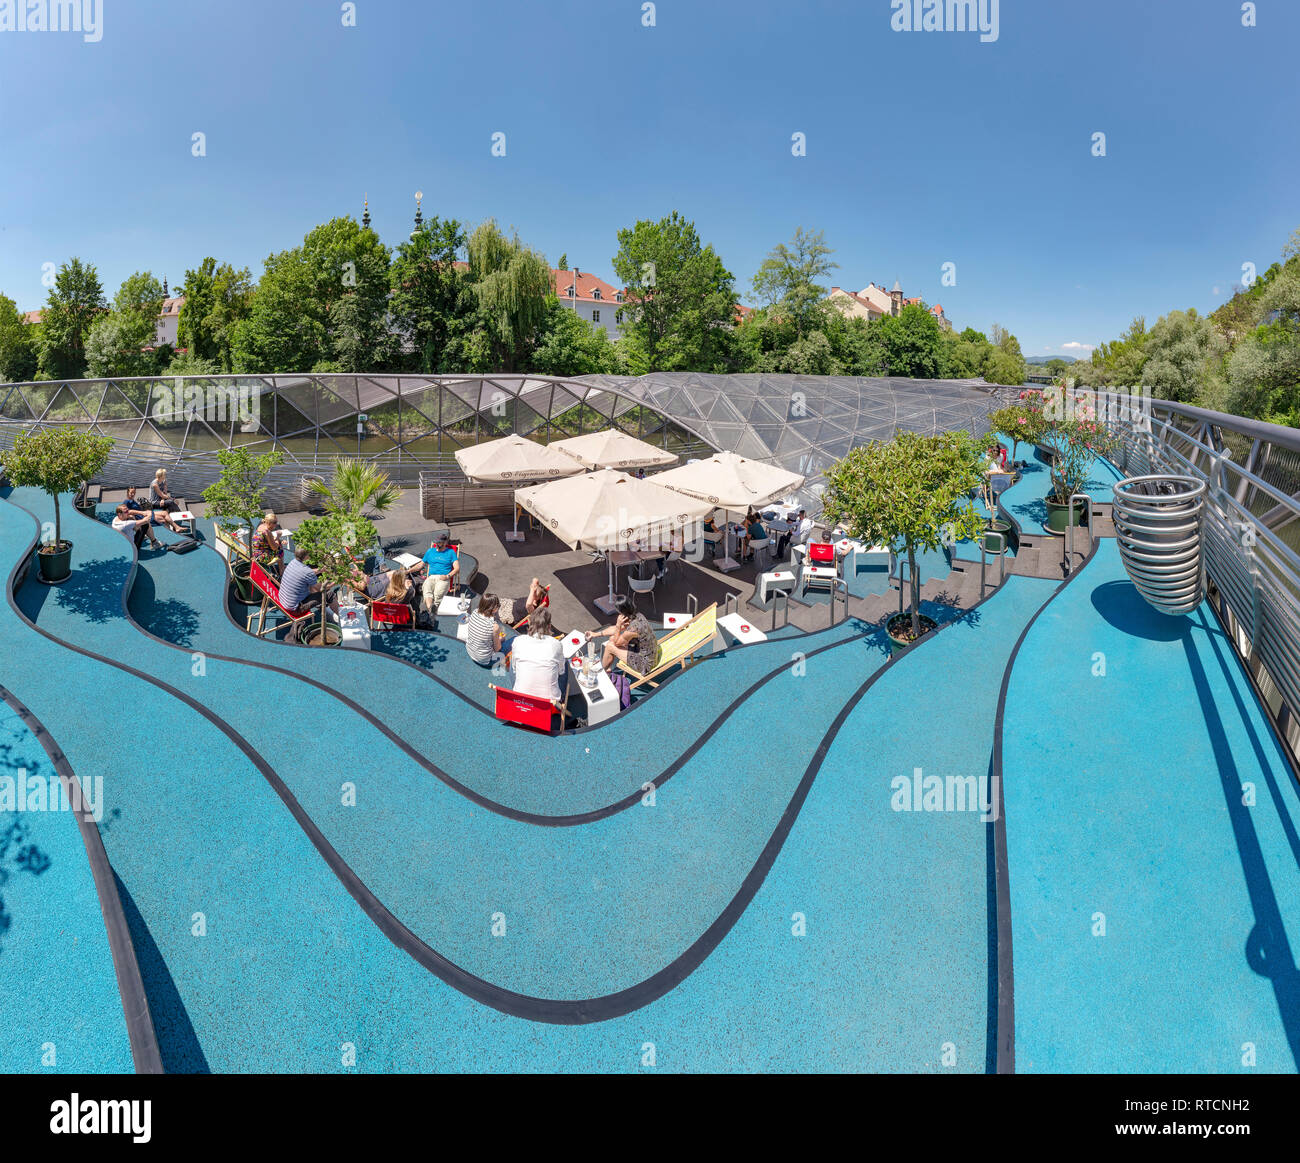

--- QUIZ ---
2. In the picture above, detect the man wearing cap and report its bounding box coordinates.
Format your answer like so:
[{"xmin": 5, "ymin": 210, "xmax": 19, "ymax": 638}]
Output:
[{"xmin": 420, "ymin": 530, "xmax": 460, "ymax": 618}]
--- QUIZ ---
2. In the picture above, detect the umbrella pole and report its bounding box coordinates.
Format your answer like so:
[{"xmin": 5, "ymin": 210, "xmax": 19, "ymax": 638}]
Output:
[
  {"xmin": 506, "ymin": 498, "xmax": 524, "ymax": 543},
  {"xmin": 595, "ymin": 549, "xmax": 619, "ymax": 616}
]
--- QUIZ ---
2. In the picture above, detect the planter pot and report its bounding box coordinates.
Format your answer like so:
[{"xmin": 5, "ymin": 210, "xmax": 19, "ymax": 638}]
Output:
[
  {"xmin": 1044, "ymin": 496, "xmax": 1086, "ymax": 535},
  {"xmin": 231, "ymin": 559, "xmax": 255, "ymax": 604},
  {"xmin": 305, "ymin": 623, "xmax": 342, "ymax": 647},
  {"xmin": 983, "ymin": 520, "xmax": 1012, "ymax": 555},
  {"xmin": 74, "ymin": 500, "xmax": 97, "ymax": 517},
  {"xmin": 37, "ymin": 541, "xmax": 73, "ymax": 584},
  {"xmin": 887, "ymin": 612, "xmax": 937, "ymax": 655}
]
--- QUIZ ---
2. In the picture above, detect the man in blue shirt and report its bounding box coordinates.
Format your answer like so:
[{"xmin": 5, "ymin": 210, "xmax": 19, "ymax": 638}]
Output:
[
  {"xmin": 420, "ymin": 530, "xmax": 460, "ymax": 618},
  {"xmin": 279, "ymin": 547, "xmax": 321, "ymax": 616}
]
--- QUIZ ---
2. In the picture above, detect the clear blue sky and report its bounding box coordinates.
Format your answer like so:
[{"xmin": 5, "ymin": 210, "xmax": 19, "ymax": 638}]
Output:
[{"xmin": 2, "ymin": 0, "xmax": 1296, "ymax": 357}]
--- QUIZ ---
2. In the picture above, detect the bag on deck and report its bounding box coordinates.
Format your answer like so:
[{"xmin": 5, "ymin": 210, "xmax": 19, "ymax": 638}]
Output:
[{"xmin": 169, "ymin": 539, "xmax": 199, "ymax": 554}]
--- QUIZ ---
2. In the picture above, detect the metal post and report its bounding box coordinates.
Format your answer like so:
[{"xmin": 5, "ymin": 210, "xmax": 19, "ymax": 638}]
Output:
[
  {"xmin": 1064, "ymin": 493, "xmax": 1093, "ymax": 574},
  {"xmin": 831, "ymin": 578, "xmax": 848, "ymax": 626},
  {"xmin": 772, "ymin": 586, "xmax": 789, "ymax": 632}
]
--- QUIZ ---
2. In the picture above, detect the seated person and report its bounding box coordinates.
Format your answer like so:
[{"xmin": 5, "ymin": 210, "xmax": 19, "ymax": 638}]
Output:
[
  {"xmin": 777, "ymin": 508, "xmax": 810, "ymax": 558},
  {"xmin": 122, "ymin": 486, "xmax": 185, "ymax": 539},
  {"xmin": 352, "ymin": 565, "xmax": 416, "ymax": 608},
  {"xmin": 465, "ymin": 592, "xmax": 517, "ymax": 668},
  {"xmin": 588, "ymin": 598, "xmax": 657, "ymax": 676},
  {"xmin": 509, "ymin": 607, "xmax": 567, "ymax": 703},
  {"xmin": 496, "ymin": 577, "xmax": 549, "ymax": 628},
  {"xmin": 252, "ymin": 511, "xmax": 286, "ymax": 578},
  {"xmin": 278, "ymin": 546, "xmax": 324, "ymax": 618},
  {"xmin": 419, "ymin": 530, "xmax": 460, "ymax": 617},
  {"xmin": 742, "ymin": 512, "xmax": 768, "ymax": 561},
  {"xmin": 111, "ymin": 504, "xmax": 159, "ymax": 550},
  {"xmin": 149, "ymin": 468, "xmax": 178, "ymax": 512}
]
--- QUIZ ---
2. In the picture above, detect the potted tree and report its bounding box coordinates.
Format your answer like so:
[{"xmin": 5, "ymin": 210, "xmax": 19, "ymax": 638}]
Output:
[
  {"xmin": 201, "ymin": 447, "xmax": 285, "ymax": 603},
  {"xmin": 289, "ymin": 512, "xmax": 373, "ymax": 646},
  {"xmin": 822, "ymin": 429, "xmax": 986, "ymax": 654},
  {"xmin": 307, "ymin": 458, "xmax": 400, "ymax": 572},
  {"xmin": 1036, "ymin": 386, "xmax": 1120, "ymax": 535},
  {"xmin": 986, "ymin": 397, "xmax": 1043, "ymax": 473},
  {"xmin": 4, "ymin": 426, "xmax": 113, "ymax": 584}
]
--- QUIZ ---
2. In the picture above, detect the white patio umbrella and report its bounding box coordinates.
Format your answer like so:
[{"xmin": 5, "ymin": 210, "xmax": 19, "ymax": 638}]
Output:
[
  {"xmin": 652, "ymin": 452, "xmax": 806, "ymax": 570},
  {"xmin": 515, "ymin": 468, "xmax": 713, "ymax": 613},
  {"xmin": 549, "ymin": 428, "xmax": 679, "ymax": 471},
  {"xmin": 455, "ymin": 433, "xmax": 586, "ymax": 541}
]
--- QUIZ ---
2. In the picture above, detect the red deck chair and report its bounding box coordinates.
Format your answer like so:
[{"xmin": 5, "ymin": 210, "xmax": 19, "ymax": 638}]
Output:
[
  {"xmin": 489, "ymin": 684, "xmax": 564, "ymax": 734},
  {"xmin": 246, "ymin": 560, "xmax": 316, "ymax": 638},
  {"xmin": 801, "ymin": 540, "xmax": 840, "ymax": 597},
  {"xmin": 370, "ymin": 600, "xmax": 413, "ymax": 631},
  {"xmin": 513, "ymin": 584, "xmax": 551, "ymax": 630}
]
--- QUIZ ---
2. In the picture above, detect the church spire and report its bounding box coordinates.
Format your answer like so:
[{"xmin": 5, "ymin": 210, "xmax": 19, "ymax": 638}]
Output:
[{"xmin": 362, "ymin": 195, "xmax": 370, "ymax": 229}]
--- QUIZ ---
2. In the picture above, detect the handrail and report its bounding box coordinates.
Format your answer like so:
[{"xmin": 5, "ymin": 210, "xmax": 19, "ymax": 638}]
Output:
[
  {"xmin": 771, "ymin": 586, "xmax": 790, "ymax": 632},
  {"xmin": 980, "ymin": 531, "xmax": 1007, "ymax": 596},
  {"xmin": 831, "ymin": 578, "xmax": 848, "ymax": 626},
  {"xmin": 1064, "ymin": 492, "xmax": 1093, "ymax": 575},
  {"xmin": 891, "ymin": 554, "xmax": 913, "ymax": 617}
]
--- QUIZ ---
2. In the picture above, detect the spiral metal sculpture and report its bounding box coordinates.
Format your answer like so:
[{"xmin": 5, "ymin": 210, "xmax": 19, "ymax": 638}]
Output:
[{"xmin": 1112, "ymin": 475, "xmax": 1207, "ymax": 615}]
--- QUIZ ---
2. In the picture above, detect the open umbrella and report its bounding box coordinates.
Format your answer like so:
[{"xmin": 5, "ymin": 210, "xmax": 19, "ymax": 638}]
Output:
[
  {"xmin": 455, "ymin": 433, "xmax": 586, "ymax": 542},
  {"xmin": 653, "ymin": 451, "xmax": 806, "ymax": 571},
  {"xmin": 549, "ymin": 428, "xmax": 679, "ymax": 471},
  {"xmin": 515, "ymin": 468, "xmax": 713, "ymax": 613}
]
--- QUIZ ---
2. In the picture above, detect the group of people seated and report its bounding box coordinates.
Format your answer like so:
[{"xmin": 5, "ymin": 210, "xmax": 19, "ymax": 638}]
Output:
[
  {"xmin": 109, "ymin": 469, "xmax": 186, "ymax": 550},
  {"xmin": 736, "ymin": 507, "xmax": 813, "ymax": 562}
]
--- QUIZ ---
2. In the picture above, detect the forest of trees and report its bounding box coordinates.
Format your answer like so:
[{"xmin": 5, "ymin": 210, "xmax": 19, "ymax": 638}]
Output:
[{"xmin": 0, "ymin": 211, "xmax": 1024, "ymax": 392}]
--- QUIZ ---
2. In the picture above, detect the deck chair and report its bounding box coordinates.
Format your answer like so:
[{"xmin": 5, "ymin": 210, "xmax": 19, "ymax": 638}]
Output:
[
  {"xmin": 215, "ymin": 523, "xmax": 250, "ymax": 563},
  {"xmin": 617, "ymin": 602, "xmax": 717, "ymax": 692},
  {"xmin": 801, "ymin": 541, "xmax": 838, "ymax": 596},
  {"xmin": 489, "ymin": 684, "xmax": 564, "ymax": 734},
  {"xmin": 246, "ymin": 560, "xmax": 315, "ymax": 639},
  {"xmin": 370, "ymin": 600, "xmax": 413, "ymax": 631}
]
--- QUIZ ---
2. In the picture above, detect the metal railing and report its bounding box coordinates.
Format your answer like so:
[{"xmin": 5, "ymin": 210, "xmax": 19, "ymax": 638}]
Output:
[
  {"xmin": 1064, "ymin": 492, "xmax": 1093, "ymax": 575},
  {"xmin": 980, "ymin": 531, "xmax": 1007, "ymax": 596},
  {"xmin": 1101, "ymin": 392, "xmax": 1300, "ymax": 757}
]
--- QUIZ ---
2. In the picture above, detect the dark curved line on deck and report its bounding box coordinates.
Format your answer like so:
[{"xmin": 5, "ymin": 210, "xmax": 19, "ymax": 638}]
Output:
[
  {"xmin": 0, "ymin": 680, "xmax": 164, "ymax": 1075},
  {"xmin": 99, "ymin": 520, "xmax": 878, "ymax": 826},
  {"xmin": 989, "ymin": 530, "xmax": 1104, "ymax": 1074},
  {"xmin": 6, "ymin": 495, "xmax": 1013, "ymax": 1025}
]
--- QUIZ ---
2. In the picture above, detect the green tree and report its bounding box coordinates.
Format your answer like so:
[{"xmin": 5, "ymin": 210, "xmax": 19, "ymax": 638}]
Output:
[
  {"xmin": 3, "ymin": 426, "xmax": 113, "ymax": 558},
  {"xmin": 178, "ymin": 258, "xmax": 254, "ymax": 371},
  {"xmin": 84, "ymin": 312, "xmax": 156, "ymax": 378},
  {"xmin": 531, "ymin": 297, "xmax": 624, "ymax": 376},
  {"xmin": 878, "ymin": 302, "xmax": 945, "ymax": 377},
  {"xmin": 821, "ymin": 430, "xmax": 986, "ymax": 639},
  {"xmin": 38, "ymin": 258, "xmax": 105, "ymax": 379},
  {"xmin": 0, "ymin": 293, "xmax": 39, "ymax": 383},
  {"xmin": 462, "ymin": 220, "xmax": 552, "ymax": 373},
  {"xmin": 1225, "ymin": 262, "xmax": 1300, "ymax": 421},
  {"xmin": 611, "ymin": 211, "xmax": 737, "ymax": 373},
  {"xmin": 388, "ymin": 216, "xmax": 470, "ymax": 372},
  {"xmin": 200, "ymin": 446, "xmax": 286, "ymax": 545},
  {"xmin": 1142, "ymin": 308, "xmax": 1226, "ymax": 403},
  {"xmin": 751, "ymin": 227, "xmax": 838, "ymax": 340}
]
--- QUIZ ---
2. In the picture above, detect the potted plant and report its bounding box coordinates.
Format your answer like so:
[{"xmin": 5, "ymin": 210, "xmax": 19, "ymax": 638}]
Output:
[
  {"xmin": 201, "ymin": 447, "xmax": 285, "ymax": 603},
  {"xmin": 986, "ymin": 397, "xmax": 1043, "ymax": 473},
  {"xmin": 822, "ymin": 429, "xmax": 986, "ymax": 654},
  {"xmin": 307, "ymin": 458, "xmax": 400, "ymax": 571},
  {"xmin": 1036, "ymin": 385, "xmax": 1120, "ymax": 535},
  {"xmin": 4, "ymin": 426, "xmax": 113, "ymax": 584},
  {"xmin": 290, "ymin": 512, "xmax": 373, "ymax": 646}
]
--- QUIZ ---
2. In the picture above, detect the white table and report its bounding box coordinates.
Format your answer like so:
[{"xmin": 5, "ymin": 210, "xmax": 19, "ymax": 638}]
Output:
[
  {"xmin": 757, "ymin": 569, "xmax": 797, "ymax": 605},
  {"xmin": 392, "ymin": 552, "xmax": 423, "ymax": 570},
  {"xmin": 717, "ymin": 612, "xmax": 768, "ymax": 645},
  {"xmin": 437, "ymin": 594, "xmax": 472, "ymax": 641},
  {"xmin": 661, "ymin": 611, "xmax": 693, "ymax": 631},
  {"xmin": 569, "ymin": 658, "xmax": 619, "ymax": 725},
  {"xmin": 561, "ymin": 630, "xmax": 589, "ymax": 659},
  {"xmin": 337, "ymin": 603, "xmax": 371, "ymax": 650},
  {"xmin": 174, "ymin": 509, "xmax": 196, "ymax": 536}
]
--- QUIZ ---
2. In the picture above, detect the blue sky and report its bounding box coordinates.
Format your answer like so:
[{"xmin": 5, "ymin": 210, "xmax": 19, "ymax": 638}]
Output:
[{"xmin": 1, "ymin": 0, "xmax": 1296, "ymax": 357}]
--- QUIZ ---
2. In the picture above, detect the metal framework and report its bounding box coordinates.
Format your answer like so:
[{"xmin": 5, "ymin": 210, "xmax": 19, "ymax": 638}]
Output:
[
  {"xmin": 0, "ymin": 371, "xmax": 1009, "ymax": 513},
  {"xmin": 1102, "ymin": 392, "xmax": 1300, "ymax": 756}
]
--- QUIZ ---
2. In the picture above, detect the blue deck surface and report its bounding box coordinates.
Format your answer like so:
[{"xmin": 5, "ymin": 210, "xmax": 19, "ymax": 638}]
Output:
[
  {"xmin": 2, "ymin": 475, "xmax": 1297, "ymax": 1074},
  {"xmin": 1003, "ymin": 538, "xmax": 1300, "ymax": 1072},
  {"xmin": 0, "ymin": 700, "xmax": 133, "ymax": 1073}
]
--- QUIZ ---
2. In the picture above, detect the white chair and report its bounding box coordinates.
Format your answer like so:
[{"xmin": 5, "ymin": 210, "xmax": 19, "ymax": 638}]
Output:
[
  {"xmin": 801, "ymin": 541, "xmax": 839, "ymax": 596},
  {"xmin": 628, "ymin": 574, "xmax": 657, "ymax": 612},
  {"xmin": 748, "ymin": 537, "xmax": 771, "ymax": 571}
]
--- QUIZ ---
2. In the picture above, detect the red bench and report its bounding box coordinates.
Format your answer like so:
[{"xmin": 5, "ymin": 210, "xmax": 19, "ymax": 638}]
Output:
[{"xmin": 246, "ymin": 559, "xmax": 316, "ymax": 639}]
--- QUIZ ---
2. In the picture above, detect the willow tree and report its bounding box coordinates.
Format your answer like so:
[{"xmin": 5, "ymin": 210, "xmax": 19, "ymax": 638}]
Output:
[{"xmin": 465, "ymin": 219, "xmax": 552, "ymax": 372}]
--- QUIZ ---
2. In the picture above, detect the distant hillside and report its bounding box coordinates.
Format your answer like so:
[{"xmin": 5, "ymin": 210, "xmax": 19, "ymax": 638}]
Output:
[{"xmin": 1025, "ymin": 355, "xmax": 1079, "ymax": 365}]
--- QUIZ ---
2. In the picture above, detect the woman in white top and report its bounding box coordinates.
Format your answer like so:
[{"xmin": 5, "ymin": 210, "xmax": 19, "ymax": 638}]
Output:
[{"xmin": 509, "ymin": 607, "xmax": 567, "ymax": 703}]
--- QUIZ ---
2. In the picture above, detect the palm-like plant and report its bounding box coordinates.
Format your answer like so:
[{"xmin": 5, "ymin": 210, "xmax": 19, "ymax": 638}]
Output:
[{"xmin": 309, "ymin": 458, "xmax": 400, "ymax": 519}]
